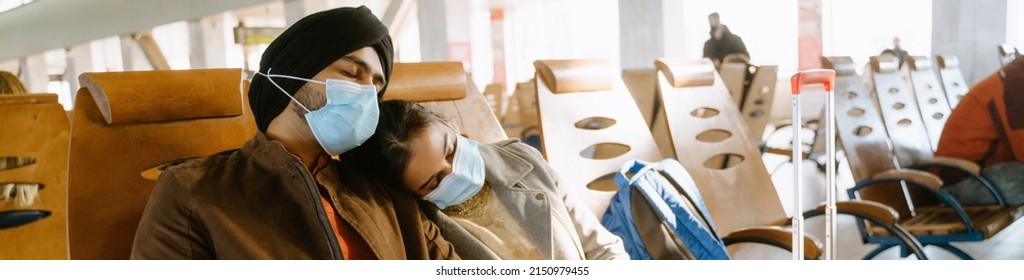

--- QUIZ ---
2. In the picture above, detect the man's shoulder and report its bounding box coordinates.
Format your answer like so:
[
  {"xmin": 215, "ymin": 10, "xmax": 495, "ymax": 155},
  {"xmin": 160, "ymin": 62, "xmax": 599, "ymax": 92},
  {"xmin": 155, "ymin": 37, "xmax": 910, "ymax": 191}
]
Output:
[{"xmin": 157, "ymin": 148, "xmax": 249, "ymax": 188}]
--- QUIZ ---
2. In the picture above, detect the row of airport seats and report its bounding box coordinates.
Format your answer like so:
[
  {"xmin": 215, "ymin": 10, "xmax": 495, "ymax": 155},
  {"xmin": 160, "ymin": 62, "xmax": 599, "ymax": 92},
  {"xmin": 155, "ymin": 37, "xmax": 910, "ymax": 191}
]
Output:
[
  {"xmin": 4, "ymin": 44, "xmax": 1013, "ymax": 259},
  {"xmin": 824, "ymin": 53, "xmax": 1024, "ymax": 260},
  {"xmin": 0, "ymin": 62, "xmax": 501, "ymax": 260},
  {"xmin": 527, "ymin": 58, "xmax": 925, "ymax": 259},
  {"xmin": 3, "ymin": 58, "xmax": 917, "ymax": 260}
]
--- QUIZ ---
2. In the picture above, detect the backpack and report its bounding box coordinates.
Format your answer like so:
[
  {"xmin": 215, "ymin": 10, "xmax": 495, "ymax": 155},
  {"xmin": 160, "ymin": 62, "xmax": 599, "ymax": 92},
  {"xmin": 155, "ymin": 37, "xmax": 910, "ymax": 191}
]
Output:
[{"xmin": 600, "ymin": 159, "xmax": 730, "ymax": 260}]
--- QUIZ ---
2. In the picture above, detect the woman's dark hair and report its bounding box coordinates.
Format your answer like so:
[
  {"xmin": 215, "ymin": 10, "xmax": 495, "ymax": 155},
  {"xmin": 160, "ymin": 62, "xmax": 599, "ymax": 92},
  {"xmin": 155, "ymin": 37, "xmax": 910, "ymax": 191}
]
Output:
[{"xmin": 345, "ymin": 100, "xmax": 445, "ymax": 188}]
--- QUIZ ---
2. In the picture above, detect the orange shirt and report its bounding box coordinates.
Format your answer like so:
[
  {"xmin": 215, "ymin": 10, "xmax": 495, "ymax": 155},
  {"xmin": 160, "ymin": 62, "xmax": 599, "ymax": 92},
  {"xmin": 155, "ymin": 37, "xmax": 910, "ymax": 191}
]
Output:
[
  {"xmin": 311, "ymin": 156, "xmax": 377, "ymax": 260},
  {"xmin": 936, "ymin": 57, "xmax": 1024, "ymax": 167}
]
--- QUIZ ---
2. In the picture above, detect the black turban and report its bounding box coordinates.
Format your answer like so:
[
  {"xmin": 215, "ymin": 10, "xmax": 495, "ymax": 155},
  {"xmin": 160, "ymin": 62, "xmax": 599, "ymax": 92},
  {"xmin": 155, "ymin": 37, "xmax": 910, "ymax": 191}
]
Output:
[{"xmin": 248, "ymin": 5, "xmax": 394, "ymax": 132}]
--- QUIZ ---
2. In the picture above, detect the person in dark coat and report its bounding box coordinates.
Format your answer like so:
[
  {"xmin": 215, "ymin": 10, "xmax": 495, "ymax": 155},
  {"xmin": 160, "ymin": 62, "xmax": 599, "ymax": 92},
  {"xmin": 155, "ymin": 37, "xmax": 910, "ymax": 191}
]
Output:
[{"xmin": 702, "ymin": 12, "xmax": 749, "ymax": 69}]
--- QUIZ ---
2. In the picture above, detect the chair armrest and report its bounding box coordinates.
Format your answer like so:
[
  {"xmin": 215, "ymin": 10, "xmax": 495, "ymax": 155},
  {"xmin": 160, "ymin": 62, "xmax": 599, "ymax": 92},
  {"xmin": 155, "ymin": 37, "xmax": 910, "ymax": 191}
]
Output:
[
  {"xmin": 722, "ymin": 226, "xmax": 823, "ymax": 260},
  {"xmin": 832, "ymin": 200, "xmax": 899, "ymax": 227},
  {"xmin": 801, "ymin": 201, "xmax": 929, "ymax": 260},
  {"xmin": 872, "ymin": 169, "xmax": 943, "ymax": 190},
  {"xmin": 918, "ymin": 156, "xmax": 981, "ymax": 174},
  {"xmin": 852, "ymin": 170, "xmax": 976, "ymax": 234}
]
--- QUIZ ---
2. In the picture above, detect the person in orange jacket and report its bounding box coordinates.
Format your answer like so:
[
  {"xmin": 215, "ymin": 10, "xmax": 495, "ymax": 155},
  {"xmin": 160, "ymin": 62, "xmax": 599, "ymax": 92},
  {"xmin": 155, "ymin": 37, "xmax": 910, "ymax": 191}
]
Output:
[{"xmin": 936, "ymin": 56, "xmax": 1023, "ymax": 206}]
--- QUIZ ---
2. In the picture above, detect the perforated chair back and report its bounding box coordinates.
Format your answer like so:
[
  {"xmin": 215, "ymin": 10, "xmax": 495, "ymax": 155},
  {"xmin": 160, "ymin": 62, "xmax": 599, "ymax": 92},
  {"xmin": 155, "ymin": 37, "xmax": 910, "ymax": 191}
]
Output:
[
  {"xmin": 654, "ymin": 58, "xmax": 787, "ymax": 234},
  {"xmin": 869, "ymin": 56, "xmax": 934, "ymax": 165},
  {"xmin": 719, "ymin": 62, "xmax": 749, "ymax": 105},
  {"xmin": 935, "ymin": 55, "xmax": 969, "ymax": 109},
  {"xmin": 739, "ymin": 65, "xmax": 778, "ymax": 141},
  {"xmin": 68, "ymin": 69, "xmax": 257, "ymax": 259},
  {"xmin": 823, "ymin": 56, "xmax": 913, "ymax": 216},
  {"xmin": 383, "ymin": 62, "xmax": 506, "ymax": 144},
  {"xmin": 533, "ymin": 59, "xmax": 663, "ymax": 217},
  {"xmin": 0, "ymin": 94, "xmax": 69, "ymax": 259},
  {"xmin": 902, "ymin": 56, "xmax": 952, "ymax": 152}
]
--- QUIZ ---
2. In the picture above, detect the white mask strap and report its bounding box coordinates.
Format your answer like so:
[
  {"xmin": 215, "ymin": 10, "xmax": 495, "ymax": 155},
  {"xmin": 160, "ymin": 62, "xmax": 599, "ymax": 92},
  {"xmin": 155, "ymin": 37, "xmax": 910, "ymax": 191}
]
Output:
[{"xmin": 256, "ymin": 68, "xmax": 313, "ymax": 112}]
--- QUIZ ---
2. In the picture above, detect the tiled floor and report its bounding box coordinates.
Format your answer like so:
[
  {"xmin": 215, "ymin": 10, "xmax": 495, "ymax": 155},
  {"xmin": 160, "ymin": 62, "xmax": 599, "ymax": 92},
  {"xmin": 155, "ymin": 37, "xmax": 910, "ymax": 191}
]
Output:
[{"xmin": 757, "ymin": 151, "xmax": 1024, "ymax": 260}]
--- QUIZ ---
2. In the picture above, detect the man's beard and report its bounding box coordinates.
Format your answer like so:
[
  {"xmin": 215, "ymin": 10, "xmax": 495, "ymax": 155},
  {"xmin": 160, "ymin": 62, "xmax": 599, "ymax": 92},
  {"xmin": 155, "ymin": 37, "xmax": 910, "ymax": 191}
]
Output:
[{"xmin": 291, "ymin": 83, "xmax": 328, "ymax": 120}]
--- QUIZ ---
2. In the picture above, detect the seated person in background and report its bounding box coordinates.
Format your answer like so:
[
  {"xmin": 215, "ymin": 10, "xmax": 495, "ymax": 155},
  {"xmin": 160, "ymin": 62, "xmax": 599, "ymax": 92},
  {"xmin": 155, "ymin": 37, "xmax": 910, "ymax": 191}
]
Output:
[
  {"xmin": 0, "ymin": 71, "xmax": 29, "ymax": 94},
  {"xmin": 936, "ymin": 56, "xmax": 1024, "ymax": 206},
  {"xmin": 131, "ymin": 6, "xmax": 460, "ymax": 260},
  {"xmin": 346, "ymin": 100, "xmax": 630, "ymax": 260}
]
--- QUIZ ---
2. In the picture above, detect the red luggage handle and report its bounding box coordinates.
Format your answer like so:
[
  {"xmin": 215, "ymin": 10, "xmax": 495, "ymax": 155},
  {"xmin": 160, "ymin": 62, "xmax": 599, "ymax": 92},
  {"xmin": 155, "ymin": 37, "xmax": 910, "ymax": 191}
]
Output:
[{"xmin": 790, "ymin": 69, "xmax": 836, "ymax": 94}]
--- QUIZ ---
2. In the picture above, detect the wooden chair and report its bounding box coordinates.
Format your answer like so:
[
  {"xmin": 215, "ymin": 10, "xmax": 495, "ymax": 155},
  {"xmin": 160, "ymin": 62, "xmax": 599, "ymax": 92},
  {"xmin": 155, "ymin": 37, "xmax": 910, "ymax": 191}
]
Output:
[
  {"xmin": 532, "ymin": 59, "xmax": 663, "ymax": 217},
  {"xmin": 739, "ymin": 65, "xmax": 778, "ymax": 143},
  {"xmin": 67, "ymin": 68, "xmax": 257, "ymax": 259},
  {"xmin": 507, "ymin": 80, "xmax": 542, "ymax": 148},
  {"xmin": 382, "ymin": 61, "xmax": 506, "ymax": 144},
  {"xmin": 935, "ymin": 55, "xmax": 969, "ymax": 109},
  {"xmin": 656, "ymin": 58, "xmax": 924, "ymax": 259},
  {"xmin": 718, "ymin": 61, "xmax": 749, "ymax": 105},
  {"xmin": 827, "ymin": 56, "xmax": 1024, "ymax": 259},
  {"xmin": 901, "ymin": 56, "xmax": 952, "ymax": 152},
  {"xmin": 0, "ymin": 94, "xmax": 69, "ymax": 260},
  {"xmin": 481, "ymin": 83, "xmax": 506, "ymax": 121}
]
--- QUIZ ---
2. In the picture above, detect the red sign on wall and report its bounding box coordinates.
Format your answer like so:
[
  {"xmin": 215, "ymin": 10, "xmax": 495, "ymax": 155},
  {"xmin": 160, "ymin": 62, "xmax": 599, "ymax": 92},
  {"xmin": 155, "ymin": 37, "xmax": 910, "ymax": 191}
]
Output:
[{"xmin": 798, "ymin": 0, "xmax": 823, "ymax": 70}]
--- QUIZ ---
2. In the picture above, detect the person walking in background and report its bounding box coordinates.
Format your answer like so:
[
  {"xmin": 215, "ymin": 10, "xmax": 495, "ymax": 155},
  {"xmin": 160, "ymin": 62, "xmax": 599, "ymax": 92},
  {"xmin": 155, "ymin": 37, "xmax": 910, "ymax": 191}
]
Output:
[{"xmin": 702, "ymin": 12, "xmax": 749, "ymax": 69}]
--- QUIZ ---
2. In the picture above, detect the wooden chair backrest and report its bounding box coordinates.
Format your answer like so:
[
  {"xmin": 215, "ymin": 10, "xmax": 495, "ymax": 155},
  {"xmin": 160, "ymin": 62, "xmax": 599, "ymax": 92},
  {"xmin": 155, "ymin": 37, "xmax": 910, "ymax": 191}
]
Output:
[
  {"xmin": 513, "ymin": 80, "xmax": 540, "ymax": 135},
  {"xmin": 823, "ymin": 56, "xmax": 912, "ymax": 216},
  {"xmin": 935, "ymin": 55, "xmax": 968, "ymax": 109},
  {"xmin": 655, "ymin": 58, "xmax": 787, "ymax": 234},
  {"xmin": 0, "ymin": 94, "xmax": 69, "ymax": 260},
  {"xmin": 739, "ymin": 65, "xmax": 778, "ymax": 141},
  {"xmin": 533, "ymin": 59, "xmax": 663, "ymax": 217},
  {"xmin": 718, "ymin": 62, "xmax": 749, "ymax": 105},
  {"xmin": 621, "ymin": 68, "xmax": 659, "ymax": 127},
  {"xmin": 482, "ymin": 83, "xmax": 506, "ymax": 120},
  {"xmin": 869, "ymin": 56, "xmax": 934, "ymax": 166},
  {"xmin": 68, "ymin": 69, "xmax": 257, "ymax": 259},
  {"xmin": 383, "ymin": 62, "xmax": 506, "ymax": 144},
  {"xmin": 902, "ymin": 56, "xmax": 952, "ymax": 152}
]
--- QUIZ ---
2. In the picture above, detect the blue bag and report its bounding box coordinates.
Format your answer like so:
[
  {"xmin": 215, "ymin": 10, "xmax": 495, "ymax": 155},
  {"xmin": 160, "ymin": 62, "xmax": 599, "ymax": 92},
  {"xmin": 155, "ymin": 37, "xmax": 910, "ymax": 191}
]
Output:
[{"xmin": 600, "ymin": 159, "xmax": 730, "ymax": 260}]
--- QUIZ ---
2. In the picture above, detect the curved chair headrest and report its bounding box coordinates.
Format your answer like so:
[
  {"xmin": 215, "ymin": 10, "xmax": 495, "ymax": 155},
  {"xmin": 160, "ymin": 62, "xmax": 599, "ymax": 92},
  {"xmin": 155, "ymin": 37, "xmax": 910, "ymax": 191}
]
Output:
[
  {"xmin": 654, "ymin": 58, "xmax": 715, "ymax": 88},
  {"xmin": 0, "ymin": 93, "xmax": 58, "ymax": 106},
  {"xmin": 78, "ymin": 69, "xmax": 244, "ymax": 125},
  {"xmin": 722, "ymin": 53, "xmax": 751, "ymax": 64},
  {"xmin": 534, "ymin": 59, "xmax": 613, "ymax": 93},
  {"xmin": 869, "ymin": 55, "xmax": 900, "ymax": 73},
  {"xmin": 383, "ymin": 62, "xmax": 468, "ymax": 102},
  {"xmin": 905, "ymin": 56, "xmax": 932, "ymax": 71},
  {"xmin": 936, "ymin": 55, "xmax": 959, "ymax": 69},
  {"xmin": 821, "ymin": 56, "xmax": 858, "ymax": 76}
]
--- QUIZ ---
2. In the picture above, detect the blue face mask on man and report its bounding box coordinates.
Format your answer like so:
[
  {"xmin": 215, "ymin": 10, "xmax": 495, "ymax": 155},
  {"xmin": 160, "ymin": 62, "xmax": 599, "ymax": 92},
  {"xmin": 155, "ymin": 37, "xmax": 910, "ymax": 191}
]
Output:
[
  {"xmin": 422, "ymin": 135, "xmax": 486, "ymax": 209},
  {"xmin": 258, "ymin": 69, "xmax": 379, "ymax": 156}
]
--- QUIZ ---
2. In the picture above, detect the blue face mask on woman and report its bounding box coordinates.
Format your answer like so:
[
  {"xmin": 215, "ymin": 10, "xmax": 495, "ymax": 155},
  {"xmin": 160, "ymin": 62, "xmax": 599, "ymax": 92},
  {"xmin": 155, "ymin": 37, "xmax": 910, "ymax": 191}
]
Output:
[
  {"xmin": 422, "ymin": 135, "xmax": 486, "ymax": 209},
  {"xmin": 258, "ymin": 69, "xmax": 379, "ymax": 156}
]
